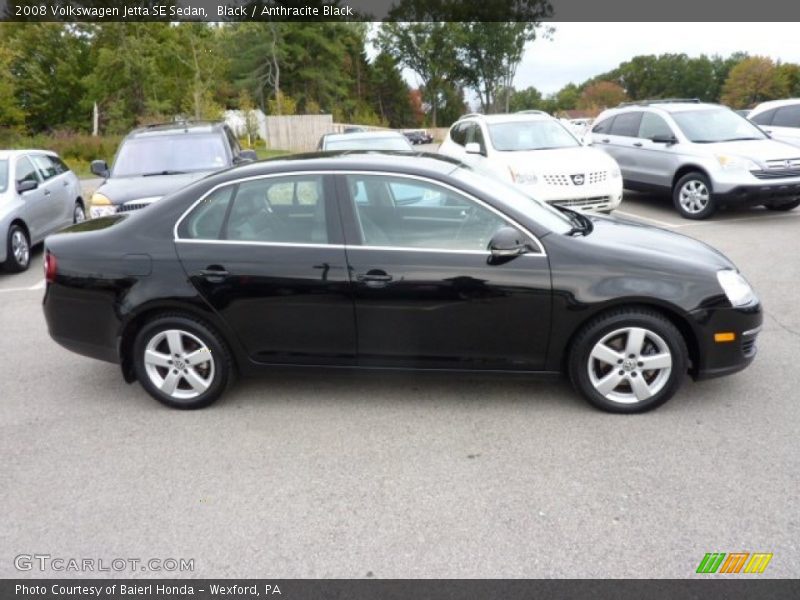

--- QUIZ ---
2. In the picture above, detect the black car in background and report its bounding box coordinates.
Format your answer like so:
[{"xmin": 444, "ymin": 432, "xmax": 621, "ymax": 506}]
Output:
[
  {"xmin": 88, "ymin": 121, "xmax": 257, "ymax": 217},
  {"xmin": 44, "ymin": 153, "xmax": 761, "ymax": 413},
  {"xmin": 403, "ymin": 130, "xmax": 433, "ymax": 145}
]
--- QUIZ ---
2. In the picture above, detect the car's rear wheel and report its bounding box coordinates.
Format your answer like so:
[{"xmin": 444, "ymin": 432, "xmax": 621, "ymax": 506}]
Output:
[
  {"xmin": 3, "ymin": 225, "xmax": 31, "ymax": 273},
  {"xmin": 764, "ymin": 199, "xmax": 800, "ymax": 211},
  {"xmin": 673, "ymin": 172, "xmax": 716, "ymax": 219},
  {"xmin": 568, "ymin": 309, "xmax": 688, "ymax": 413},
  {"xmin": 73, "ymin": 201, "xmax": 86, "ymax": 224},
  {"xmin": 133, "ymin": 314, "xmax": 234, "ymax": 409}
]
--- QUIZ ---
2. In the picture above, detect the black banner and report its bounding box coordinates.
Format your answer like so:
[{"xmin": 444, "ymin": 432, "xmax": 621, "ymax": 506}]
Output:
[
  {"xmin": 3, "ymin": 579, "xmax": 800, "ymax": 600},
  {"xmin": 1, "ymin": 0, "xmax": 800, "ymax": 22}
]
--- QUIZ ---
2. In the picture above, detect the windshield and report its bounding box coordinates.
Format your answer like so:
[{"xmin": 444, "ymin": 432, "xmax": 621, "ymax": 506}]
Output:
[
  {"xmin": 452, "ymin": 166, "xmax": 572, "ymax": 235},
  {"xmin": 488, "ymin": 120, "xmax": 581, "ymax": 151},
  {"xmin": 325, "ymin": 137, "xmax": 412, "ymax": 151},
  {"xmin": 112, "ymin": 134, "xmax": 228, "ymax": 177},
  {"xmin": 671, "ymin": 109, "xmax": 767, "ymax": 143},
  {"xmin": 0, "ymin": 159, "xmax": 7, "ymax": 193}
]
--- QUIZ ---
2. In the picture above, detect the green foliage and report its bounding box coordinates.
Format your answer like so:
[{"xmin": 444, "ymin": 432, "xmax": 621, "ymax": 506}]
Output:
[
  {"xmin": 721, "ymin": 56, "xmax": 789, "ymax": 108},
  {"xmin": 508, "ymin": 86, "xmax": 544, "ymax": 112}
]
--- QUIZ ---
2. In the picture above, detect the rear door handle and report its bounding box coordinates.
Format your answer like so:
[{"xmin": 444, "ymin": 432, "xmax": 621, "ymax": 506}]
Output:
[
  {"xmin": 633, "ymin": 142, "xmax": 643, "ymax": 147},
  {"xmin": 44, "ymin": 189, "xmax": 51, "ymax": 196},
  {"xmin": 199, "ymin": 266, "xmax": 229, "ymax": 282},
  {"xmin": 601, "ymin": 138, "xmax": 610, "ymax": 143}
]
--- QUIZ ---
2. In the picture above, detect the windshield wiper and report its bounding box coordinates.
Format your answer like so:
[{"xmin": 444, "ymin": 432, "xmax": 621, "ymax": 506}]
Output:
[
  {"xmin": 140, "ymin": 170, "xmax": 188, "ymax": 177},
  {"xmin": 719, "ymin": 137, "xmax": 762, "ymax": 142},
  {"xmin": 557, "ymin": 206, "xmax": 593, "ymax": 236}
]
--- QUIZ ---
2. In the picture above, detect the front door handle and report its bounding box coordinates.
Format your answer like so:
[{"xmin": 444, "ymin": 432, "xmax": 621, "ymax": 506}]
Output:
[
  {"xmin": 633, "ymin": 142, "xmax": 643, "ymax": 147},
  {"xmin": 199, "ymin": 265, "xmax": 229, "ymax": 282},
  {"xmin": 601, "ymin": 138, "xmax": 610, "ymax": 143},
  {"xmin": 44, "ymin": 189, "xmax": 51, "ymax": 196},
  {"xmin": 357, "ymin": 269, "xmax": 393, "ymax": 287}
]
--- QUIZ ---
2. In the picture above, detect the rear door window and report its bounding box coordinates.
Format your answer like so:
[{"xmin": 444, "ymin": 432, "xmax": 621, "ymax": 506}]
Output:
[
  {"xmin": 772, "ymin": 105, "xmax": 800, "ymax": 128},
  {"xmin": 609, "ymin": 112, "xmax": 643, "ymax": 137},
  {"xmin": 592, "ymin": 116, "xmax": 615, "ymax": 134}
]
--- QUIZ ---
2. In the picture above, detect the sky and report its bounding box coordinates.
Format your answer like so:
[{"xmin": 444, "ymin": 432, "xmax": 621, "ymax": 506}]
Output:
[
  {"xmin": 516, "ymin": 22, "xmax": 800, "ymax": 95},
  {"xmin": 373, "ymin": 22, "xmax": 800, "ymax": 97}
]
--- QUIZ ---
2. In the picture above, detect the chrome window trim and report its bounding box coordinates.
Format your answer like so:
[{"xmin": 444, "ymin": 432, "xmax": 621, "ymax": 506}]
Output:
[{"xmin": 173, "ymin": 169, "xmax": 547, "ymax": 256}]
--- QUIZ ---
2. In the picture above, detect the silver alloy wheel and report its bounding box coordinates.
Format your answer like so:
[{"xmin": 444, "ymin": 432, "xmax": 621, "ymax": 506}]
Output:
[
  {"xmin": 74, "ymin": 203, "xmax": 86, "ymax": 223},
  {"xmin": 587, "ymin": 327, "xmax": 673, "ymax": 404},
  {"xmin": 11, "ymin": 230, "xmax": 29, "ymax": 268},
  {"xmin": 678, "ymin": 179, "xmax": 710, "ymax": 214},
  {"xmin": 143, "ymin": 329, "xmax": 215, "ymax": 400}
]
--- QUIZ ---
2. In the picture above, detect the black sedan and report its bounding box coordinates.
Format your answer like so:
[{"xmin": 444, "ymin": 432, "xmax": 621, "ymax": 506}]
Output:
[{"xmin": 43, "ymin": 153, "xmax": 762, "ymax": 413}]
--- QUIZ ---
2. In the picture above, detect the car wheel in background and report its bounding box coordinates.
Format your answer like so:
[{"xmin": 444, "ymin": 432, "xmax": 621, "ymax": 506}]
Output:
[
  {"xmin": 132, "ymin": 314, "xmax": 234, "ymax": 409},
  {"xmin": 764, "ymin": 199, "xmax": 800, "ymax": 211},
  {"xmin": 3, "ymin": 225, "xmax": 31, "ymax": 273},
  {"xmin": 73, "ymin": 202, "xmax": 86, "ymax": 224},
  {"xmin": 568, "ymin": 308, "xmax": 688, "ymax": 413},
  {"xmin": 673, "ymin": 172, "xmax": 716, "ymax": 220}
]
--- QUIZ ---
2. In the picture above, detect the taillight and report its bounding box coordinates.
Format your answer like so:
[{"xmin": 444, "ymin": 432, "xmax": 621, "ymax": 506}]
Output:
[{"xmin": 44, "ymin": 252, "xmax": 57, "ymax": 283}]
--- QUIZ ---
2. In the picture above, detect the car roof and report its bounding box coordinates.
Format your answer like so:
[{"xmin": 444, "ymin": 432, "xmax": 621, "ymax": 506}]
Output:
[
  {"xmin": 613, "ymin": 102, "xmax": 722, "ymax": 114},
  {"xmin": 126, "ymin": 121, "xmax": 225, "ymax": 139},
  {"xmin": 202, "ymin": 151, "xmax": 464, "ymax": 184},
  {"xmin": 750, "ymin": 98, "xmax": 800, "ymax": 112},
  {"xmin": 0, "ymin": 149, "xmax": 58, "ymax": 160},
  {"xmin": 457, "ymin": 113, "xmax": 553, "ymax": 125}
]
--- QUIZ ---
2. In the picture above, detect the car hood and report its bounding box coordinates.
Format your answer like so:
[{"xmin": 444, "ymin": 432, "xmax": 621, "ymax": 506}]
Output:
[
  {"xmin": 563, "ymin": 214, "xmax": 735, "ymax": 274},
  {"xmin": 503, "ymin": 146, "xmax": 617, "ymax": 174},
  {"xmin": 704, "ymin": 138, "xmax": 800, "ymax": 163},
  {"xmin": 95, "ymin": 171, "xmax": 212, "ymax": 205}
]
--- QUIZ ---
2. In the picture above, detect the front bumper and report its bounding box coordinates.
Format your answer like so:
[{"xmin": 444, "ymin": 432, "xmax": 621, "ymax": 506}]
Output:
[
  {"xmin": 517, "ymin": 181, "xmax": 624, "ymax": 213},
  {"xmin": 714, "ymin": 182, "xmax": 800, "ymax": 206},
  {"xmin": 690, "ymin": 303, "xmax": 763, "ymax": 381}
]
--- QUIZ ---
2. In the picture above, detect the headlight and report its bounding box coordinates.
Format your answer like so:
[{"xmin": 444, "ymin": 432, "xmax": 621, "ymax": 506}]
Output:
[
  {"xmin": 89, "ymin": 192, "xmax": 117, "ymax": 218},
  {"xmin": 717, "ymin": 270, "xmax": 756, "ymax": 307},
  {"xmin": 715, "ymin": 155, "xmax": 760, "ymax": 172},
  {"xmin": 509, "ymin": 168, "xmax": 538, "ymax": 185}
]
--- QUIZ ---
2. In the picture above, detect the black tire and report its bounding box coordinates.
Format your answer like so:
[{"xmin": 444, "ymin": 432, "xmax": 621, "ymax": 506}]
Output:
[
  {"xmin": 568, "ymin": 308, "xmax": 688, "ymax": 414},
  {"xmin": 3, "ymin": 224, "xmax": 31, "ymax": 273},
  {"xmin": 132, "ymin": 314, "xmax": 235, "ymax": 409},
  {"xmin": 673, "ymin": 172, "xmax": 716, "ymax": 220},
  {"xmin": 73, "ymin": 201, "xmax": 86, "ymax": 224},
  {"xmin": 764, "ymin": 199, "xmax": 800, "ymax": 211}
]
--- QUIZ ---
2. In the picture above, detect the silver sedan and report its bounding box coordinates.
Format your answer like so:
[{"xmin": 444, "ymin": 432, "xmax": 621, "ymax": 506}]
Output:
[{"xmin": 1, "ymin": 150, "xmax": 85, "ymax": 272}]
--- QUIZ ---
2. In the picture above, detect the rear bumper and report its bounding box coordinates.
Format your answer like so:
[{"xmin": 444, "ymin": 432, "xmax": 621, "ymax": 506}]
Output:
[
  {"xmin": 714, "ymin": 182, "xmax": 800, "ymax": 205},
  {"xmin": 690, "ymin": 303, "xmax": 763, "ymax": 381}
]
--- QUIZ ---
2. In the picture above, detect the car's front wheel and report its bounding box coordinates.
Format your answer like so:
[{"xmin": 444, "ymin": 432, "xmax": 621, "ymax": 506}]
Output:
[
  {"xmin": 568, "ymin": 308, "xmax": 688, "ymax": 413},
  {"xmin": 673, "ymin": 172, "xmax": 716, "ymax": 219},
  {"xmin": 3, "ymin": 225, "xmax": 31, "ymax": 273},
  {"xmin": 764, "ymin": 199, "xmax": 800, "ymax": 211},
  {"xmin": 73, "ymin": 201, "xmax": 86, "ymax": 224},
  {"xmin": 132, "ymin": 314, "xmax": 234, "ymax": 409}
]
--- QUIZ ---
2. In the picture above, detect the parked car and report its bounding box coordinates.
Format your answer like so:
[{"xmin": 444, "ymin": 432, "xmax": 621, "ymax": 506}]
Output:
[
  {"xmin": 403, "ymin": 130, "xmax": 430, "ymax": 145},
  {"xmin": 749, "ymin": 98, "xmax": 800, "ymax": 149},
  {"xmin": 439, "ymin": 112, "xmax": 623, "ymax": 213},
  {"xmin": 590, "ymin": 99, "xmax": 800, "ymax": 219},
  {"xmin": 44, "ymin": 153, "xmax": 761, "ymax": 413},
  {"xmin": 89, "ymin": 121, "xmax": 257, "ymax": 218},
  {"xmin": 1, "ymin": 150, "xmax": 84, "ymax": 272},
  {"xmin": 317, "ymin": 131, "xmax": 414, "ymax": 152}
]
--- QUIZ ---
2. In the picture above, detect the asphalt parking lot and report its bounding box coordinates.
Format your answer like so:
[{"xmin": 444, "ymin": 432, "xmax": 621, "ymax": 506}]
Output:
[{"xmin": 2, "ymin": 185, "xmax": 799, "ymax": 578}]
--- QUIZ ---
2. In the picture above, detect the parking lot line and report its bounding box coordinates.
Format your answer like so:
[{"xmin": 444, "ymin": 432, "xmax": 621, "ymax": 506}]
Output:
[
  {"xmin": 0, "ymin": 279, "xmax": 44, "ymax": 293},
  {"xmin": 669, "ymin": 211, "xmax": 800, "ymax": 228},
  {"xmin": 614, "ymin": 210, "xmax": 679, "ymax": 229}
]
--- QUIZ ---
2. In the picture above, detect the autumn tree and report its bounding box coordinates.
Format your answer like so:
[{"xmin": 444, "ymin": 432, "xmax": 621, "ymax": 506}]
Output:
[
  {"xmin": 721, "ymin": 56, "xmax": 789, "ymax": 108},
  {"xmin": 578, "ymin": 81, "xmax": 628, "ymax": 110}
]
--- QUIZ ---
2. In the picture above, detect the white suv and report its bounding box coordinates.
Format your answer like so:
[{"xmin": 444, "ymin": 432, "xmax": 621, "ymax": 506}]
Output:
[
  {"xmin": 749, "ymin": 99, "xmax": 800, "ymax": 148},
  {"xmin": 439, "ymin": 113, "xmax": 623, "ymax": 213}
]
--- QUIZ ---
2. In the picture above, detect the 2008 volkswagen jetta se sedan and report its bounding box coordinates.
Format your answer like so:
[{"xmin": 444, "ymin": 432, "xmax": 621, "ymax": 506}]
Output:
[{"xmin": 42, "ymin": 153, "xmax": 762, "ymax": 413}]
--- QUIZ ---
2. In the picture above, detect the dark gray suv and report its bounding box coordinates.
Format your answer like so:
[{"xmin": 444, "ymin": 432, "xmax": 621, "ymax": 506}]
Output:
[{"xmin": 89, "ymin": 121, "xmax": 256, "ymax": 217}]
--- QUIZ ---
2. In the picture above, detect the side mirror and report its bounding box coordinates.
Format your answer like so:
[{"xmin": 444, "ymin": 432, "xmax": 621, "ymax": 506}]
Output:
[
  {"xmin": 238, "ymin": 149, "xmax": 258, "ymax": 162},
  {"xmin": 651, "ymin": 134, "xmax": 678, "ymax": 145},
  {"xmin": 16, "ymin": 179, "xmax": 38, "ymax": 194},
  {"xmin": 488, "ymin": 226, "xmax": 531, "ymax": 258},
  {"xmin": 90, "ymin": 159, "xmax": 109, "ymax": 178},
  {"xmin": 465, "ymin": 142, "xmax": 484, "ymax": 156}
]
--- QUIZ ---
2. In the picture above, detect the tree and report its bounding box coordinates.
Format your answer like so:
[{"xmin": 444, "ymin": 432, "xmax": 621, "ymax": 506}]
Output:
[
  {"xmin": 237, "ymin": 89, "xmax": 259, "ymax": 146},
  {"xmin": 171, "ymin": 23, "xmax": 228, "ymax": 121},
  {"xmin": 377, "ymin": 22, "xmax": 459, "ymax": 127},
  {"xmin": 507, "ymin": 86, "xmax": 544, "ymax": 112},
  {"xmin": 721, "ymin": 56, "xmax": 788, "ymax": 108},
  {"xmin": 0, "ymin": 40, "xmax": 25, "ymax": 129},
  {"xmin": 578, "ymin": 81, "xmax": 628, "ymax": 110},
  {"xmin": 452, "ymin": 19, "xmax": 551, "ymax": 113},
  {"xmin": 369, "ymin": 52, "xmax": 414, "ymax": 128}
]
